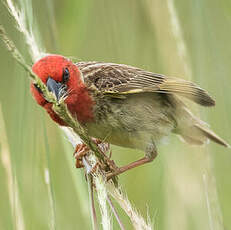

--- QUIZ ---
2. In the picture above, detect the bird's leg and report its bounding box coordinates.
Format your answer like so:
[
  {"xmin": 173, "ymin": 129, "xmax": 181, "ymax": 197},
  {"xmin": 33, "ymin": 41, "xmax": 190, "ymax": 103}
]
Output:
[{"xmin": 106, "ymin": 144, "xmax": 157, "ymax": 180}]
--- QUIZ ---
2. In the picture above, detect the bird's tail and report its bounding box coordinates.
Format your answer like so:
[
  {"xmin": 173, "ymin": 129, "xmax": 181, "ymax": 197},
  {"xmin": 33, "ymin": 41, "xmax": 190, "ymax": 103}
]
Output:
[
  {"xmin": 173, "ymin": 106, "xmax": 229, "ymax": 148},
  {"xmin": 177, "ymin": 122, "xmax": 229, "ymax": 147}
]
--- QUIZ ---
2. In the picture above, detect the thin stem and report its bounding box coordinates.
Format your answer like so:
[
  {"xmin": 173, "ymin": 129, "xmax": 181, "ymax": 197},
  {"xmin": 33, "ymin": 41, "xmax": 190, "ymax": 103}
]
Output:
[
  {"xmin": 0, "ymin": 25, "xmax": 34, "ymax": 75},
  {"xmin": 107, "ymin": 196, "xmax": 125, "ymax": 230},
  {"xmin": 0, "ymin": 24, "xmax": 56, "ymax": 103},
  {"xmin": 90, "ymin": 159, "xmax": 112, "ymax": 230},
  {"xmin": 87, "ymin": 174, "xmax": 99, "ymax": 230},
  {"xmin": 107, "ymin": 182, "xmax": 152, "ymax": 230},
  {"xmin": 84, "ymin": 157, "xmax": 99, "ymax": 230}
]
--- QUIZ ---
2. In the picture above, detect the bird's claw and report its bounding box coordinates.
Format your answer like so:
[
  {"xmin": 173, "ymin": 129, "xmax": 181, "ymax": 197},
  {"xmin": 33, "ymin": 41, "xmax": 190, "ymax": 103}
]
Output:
[
  {"xmin": 73, "ymin": 139, "xmax": 109, "ymax": 169},
  {"xmin": 73, "ymin": 139, "xmax": 118, "ymax": 182},
  {"xmin": 73, "ymin": 143, "xmax": 90, "ymax": 168}
]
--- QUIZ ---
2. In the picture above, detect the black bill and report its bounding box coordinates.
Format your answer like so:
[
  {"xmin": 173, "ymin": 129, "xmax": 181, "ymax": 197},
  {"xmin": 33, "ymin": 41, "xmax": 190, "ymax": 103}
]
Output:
[{"xmin": 46, "ymin": 77, "xmax": 67, "ymax": 101}]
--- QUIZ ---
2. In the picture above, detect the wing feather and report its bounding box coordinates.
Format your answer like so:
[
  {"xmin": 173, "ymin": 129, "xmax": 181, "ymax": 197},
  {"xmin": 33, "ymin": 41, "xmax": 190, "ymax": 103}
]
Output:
[{"xmin": 76, "ymin": 62, "xmax": 215, "ymax": 106}]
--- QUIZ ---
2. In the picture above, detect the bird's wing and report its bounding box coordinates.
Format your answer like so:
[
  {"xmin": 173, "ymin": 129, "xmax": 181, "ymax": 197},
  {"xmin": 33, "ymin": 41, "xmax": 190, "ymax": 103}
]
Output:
[{"xmin": 76, "ymin": 62, "xmax": 215, "ymax": 106}]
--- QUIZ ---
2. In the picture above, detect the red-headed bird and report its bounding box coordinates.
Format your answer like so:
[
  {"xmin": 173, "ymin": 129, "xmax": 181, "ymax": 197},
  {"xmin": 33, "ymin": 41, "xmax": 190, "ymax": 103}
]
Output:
[{"xmin": 31, "ymin": 55, "xmax": 229, "ymax": 175}]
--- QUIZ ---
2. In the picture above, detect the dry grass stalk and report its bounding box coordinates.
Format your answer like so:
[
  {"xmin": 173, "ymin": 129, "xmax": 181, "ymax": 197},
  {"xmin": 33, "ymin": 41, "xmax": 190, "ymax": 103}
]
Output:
[{"xmin": 107, "ymin": 182, "xmax": 152, "ymax": 230}]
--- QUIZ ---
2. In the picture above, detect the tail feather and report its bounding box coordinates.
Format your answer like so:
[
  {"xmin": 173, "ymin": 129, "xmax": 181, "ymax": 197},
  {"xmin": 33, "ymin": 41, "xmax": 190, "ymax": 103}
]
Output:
[
  {"xmin": 176, "ymin": 121, "xmax": 229, "ymax": 148},
  {"xmin": 194, "ymin": 124, "xmax": 230, "ymax": 147},
  {"xmin": 172, "ymin": 100, "xmax": 229, "ymax": 148}
]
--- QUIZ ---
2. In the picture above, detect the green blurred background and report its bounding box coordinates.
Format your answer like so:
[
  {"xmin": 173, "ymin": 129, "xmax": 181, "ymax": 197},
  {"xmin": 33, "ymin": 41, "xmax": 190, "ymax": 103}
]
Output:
[{"xmin": 0, "ymin": 0, "xmax": 230, "ymax": 229}]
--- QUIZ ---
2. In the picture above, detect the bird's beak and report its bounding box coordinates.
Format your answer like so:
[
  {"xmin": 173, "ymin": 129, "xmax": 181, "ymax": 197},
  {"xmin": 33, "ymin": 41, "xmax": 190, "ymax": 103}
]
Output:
[{"xmin": 46, "ymin": 77, "xmax": 66, "ymax": 101}]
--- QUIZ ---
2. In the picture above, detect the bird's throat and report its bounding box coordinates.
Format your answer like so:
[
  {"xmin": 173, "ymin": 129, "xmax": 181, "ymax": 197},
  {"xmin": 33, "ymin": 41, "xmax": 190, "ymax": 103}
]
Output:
[{"xmin": 65, "ymin": 85, "xmax": 95, "ymax": 124}]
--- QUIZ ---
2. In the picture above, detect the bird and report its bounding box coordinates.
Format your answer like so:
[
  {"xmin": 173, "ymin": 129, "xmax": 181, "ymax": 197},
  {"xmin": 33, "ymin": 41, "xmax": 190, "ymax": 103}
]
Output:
[{"xmin": 31, "ymin": 54, "xmax": 229, "ymax": 176}]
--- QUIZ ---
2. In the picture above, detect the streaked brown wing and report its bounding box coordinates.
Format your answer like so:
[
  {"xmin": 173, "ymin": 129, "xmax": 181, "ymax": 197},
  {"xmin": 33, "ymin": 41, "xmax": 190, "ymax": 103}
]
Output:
[{"xmin": 76, "ymin": 62, "xmax": 215, "ymax": 106}]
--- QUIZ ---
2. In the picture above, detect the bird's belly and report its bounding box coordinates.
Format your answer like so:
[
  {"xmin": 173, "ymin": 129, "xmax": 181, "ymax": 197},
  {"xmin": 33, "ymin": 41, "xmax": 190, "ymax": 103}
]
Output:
[
  {"xmin": 85, "ymin": 94, "xmax": 175, "ymax": 150},
  {"xmin": 85, "ymin": 121, "xmax": 150, "ymax": 150}
]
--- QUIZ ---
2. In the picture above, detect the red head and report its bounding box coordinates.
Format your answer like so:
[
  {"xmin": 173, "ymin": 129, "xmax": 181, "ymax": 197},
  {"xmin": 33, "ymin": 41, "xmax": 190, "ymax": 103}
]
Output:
[{"xmin": 31, "ymin": 55, "xmax": 94, "ymax": 125}]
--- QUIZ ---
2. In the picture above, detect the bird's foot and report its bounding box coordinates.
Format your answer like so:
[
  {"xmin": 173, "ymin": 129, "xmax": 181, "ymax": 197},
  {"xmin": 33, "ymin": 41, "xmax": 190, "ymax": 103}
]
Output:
[
  {"xmin": 73, "ymin": 139, "xmax": 119, "ymax": 184},
  {"xmin": 73, "ymin": 138, "xmax": 111, "ymax": 169},
  {"xmin": 73, "ymin": 143, "xmax": 89, "ymax": 168}
]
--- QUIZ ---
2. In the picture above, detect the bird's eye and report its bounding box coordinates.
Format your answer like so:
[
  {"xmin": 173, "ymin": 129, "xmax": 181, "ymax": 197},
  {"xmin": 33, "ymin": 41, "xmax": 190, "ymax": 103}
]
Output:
[{"xmin": 62, "ymin": 68, "xmax": 70, "ymax": 83}]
